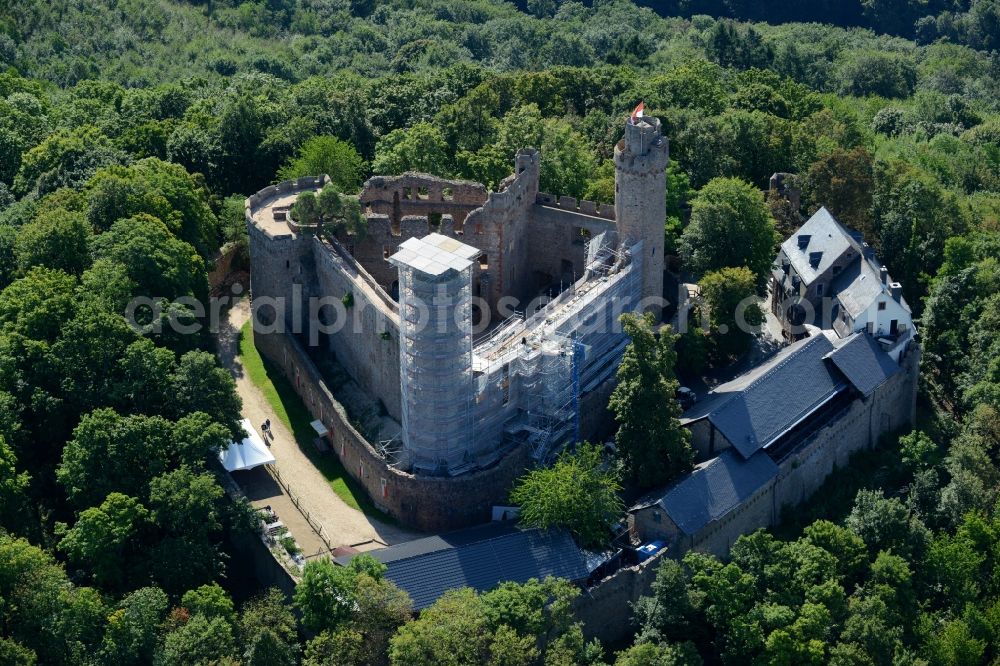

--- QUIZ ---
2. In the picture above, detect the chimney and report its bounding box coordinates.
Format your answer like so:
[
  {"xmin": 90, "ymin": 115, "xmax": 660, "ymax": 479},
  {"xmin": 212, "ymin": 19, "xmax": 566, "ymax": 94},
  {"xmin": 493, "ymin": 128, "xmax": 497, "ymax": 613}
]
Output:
[
  {"xmin": 880, "ymin": 266, "xmax": 888, "ymax": 284},
  {"xmin": 889, "ymin": 282, "xmax": 902, "ymax": 301},
  {"xmin": 797, "ymin": 235, "xmax": 810, "ymax": 250}
]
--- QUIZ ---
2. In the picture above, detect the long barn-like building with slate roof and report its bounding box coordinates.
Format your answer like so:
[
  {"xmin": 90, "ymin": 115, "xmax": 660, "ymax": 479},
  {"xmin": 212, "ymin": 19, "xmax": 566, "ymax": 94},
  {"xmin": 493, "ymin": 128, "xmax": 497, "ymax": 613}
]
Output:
[
  {"xmin": 334, "ymin": 523, "xmax": 590, "ymax": 610},
  {"xmin": 630, "ymin": 211, "xmax": 919, "ymax": 557}
]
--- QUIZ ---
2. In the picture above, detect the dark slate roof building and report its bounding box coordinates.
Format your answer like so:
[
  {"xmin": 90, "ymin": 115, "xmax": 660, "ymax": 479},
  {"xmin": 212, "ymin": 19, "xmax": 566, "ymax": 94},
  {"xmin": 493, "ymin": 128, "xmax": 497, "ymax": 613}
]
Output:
[
  {"xmin": 628, "ymin": 205, "xmax": 919, "ymax": 559},
  {"xmin": 649, "ymin": 449, "xmax": 779, "ymax": 536},
  {"xmin": 777, "ymin": 207, "xmax": 855, "ymax": 287},
  {"xmin": 826, "ymin": 332, "xmax": 901, "ymax": 398},
  {"xmin": 631, "ymin": 330, "xmax": 911, "ymax": 557},
  {"xmin": 699, "ymin": 334, "xmax": 846, "ymax": 459},
  {"xmin": 334, "ymin": 522, "xmax": 589, "ymax": 610},
  {"xmin": 771, "ymin": 207, "xmax": 913, "ymax": 352},
  {"xmin": 681, "ymin": 330, "xmax": 900, "ymax": 463}
]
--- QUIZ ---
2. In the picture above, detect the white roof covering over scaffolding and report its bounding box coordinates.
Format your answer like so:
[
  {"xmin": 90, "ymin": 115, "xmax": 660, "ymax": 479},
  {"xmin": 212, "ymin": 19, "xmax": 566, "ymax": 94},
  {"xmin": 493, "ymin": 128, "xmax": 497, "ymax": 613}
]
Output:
[
  {"xmin": 389, "ymin": 233, "xmax": 479, "ymax": 277},
  {"xmin": 382, "ymin": 228, "xmax": 643, "ymax": 475}
]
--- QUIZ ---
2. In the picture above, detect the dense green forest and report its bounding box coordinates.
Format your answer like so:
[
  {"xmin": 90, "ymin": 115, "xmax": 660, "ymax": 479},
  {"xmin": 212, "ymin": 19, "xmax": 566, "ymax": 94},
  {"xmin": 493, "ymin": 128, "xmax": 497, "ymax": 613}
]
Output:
[{"xmin": 0, "ymin": 0, "xmax": 999, "ymax": 664}]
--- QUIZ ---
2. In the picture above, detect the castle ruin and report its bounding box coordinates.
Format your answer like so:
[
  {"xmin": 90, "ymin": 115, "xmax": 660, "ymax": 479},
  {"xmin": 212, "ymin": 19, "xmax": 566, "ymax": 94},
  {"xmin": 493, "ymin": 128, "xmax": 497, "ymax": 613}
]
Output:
[{"xmin": 246, "ymin": 116, "xmax": 668, "ymax": 529}]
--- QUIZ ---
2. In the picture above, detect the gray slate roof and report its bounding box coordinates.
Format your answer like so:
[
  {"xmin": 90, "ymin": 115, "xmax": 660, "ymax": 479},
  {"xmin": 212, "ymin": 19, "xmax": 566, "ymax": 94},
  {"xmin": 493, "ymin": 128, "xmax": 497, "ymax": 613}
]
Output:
[
  {"xmin": 780, "ymin": 207, "xmax": 856, "ymax": 286},
  {"xmin": 682, "ymin": 330, "xmax": 901, "ymax": 460},
  {"xmin": 831, "ymin": 252, "xmax": 885, "ymax": 318},
  {"xmin": 827, "ymin": 332, "xmax": 900, "ymax": 397},
  {"xmin": 335, "ymin": 523, "xmax": 589, "ymax": 610},
  {"xmin": 706, "ymin": 334, "xmax": 847, "ymax": 459},
  {"xmin": 659, "ymin": 449, "xmax": 779, "ymax": 536}
]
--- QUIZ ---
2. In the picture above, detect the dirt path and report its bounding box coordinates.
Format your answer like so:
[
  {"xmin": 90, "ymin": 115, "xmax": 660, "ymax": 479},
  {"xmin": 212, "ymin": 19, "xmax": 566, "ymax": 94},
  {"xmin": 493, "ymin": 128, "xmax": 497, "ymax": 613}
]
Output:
[{"xmin": 217, "ymin": 297, "xmax": 418, "ymax": 550}]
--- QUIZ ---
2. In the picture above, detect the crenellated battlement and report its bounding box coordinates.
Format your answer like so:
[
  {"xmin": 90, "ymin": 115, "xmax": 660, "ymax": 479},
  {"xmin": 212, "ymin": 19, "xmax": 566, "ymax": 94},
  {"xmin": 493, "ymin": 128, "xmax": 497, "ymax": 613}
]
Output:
[
  {"xmin": 245, "ymin": 175, "xmax": 331, "ymax": 239},
  {"xmin": 535, "ymin": 192, "xmax": 615, "ymax": 220}
]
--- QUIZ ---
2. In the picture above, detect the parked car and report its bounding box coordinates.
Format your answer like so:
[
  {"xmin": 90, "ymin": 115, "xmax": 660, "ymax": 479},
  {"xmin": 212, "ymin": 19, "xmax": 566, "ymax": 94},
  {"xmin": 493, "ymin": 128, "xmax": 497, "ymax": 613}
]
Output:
[{"xmin": 676, "ymin": 386, "xmax": 696, "ymax": 410}]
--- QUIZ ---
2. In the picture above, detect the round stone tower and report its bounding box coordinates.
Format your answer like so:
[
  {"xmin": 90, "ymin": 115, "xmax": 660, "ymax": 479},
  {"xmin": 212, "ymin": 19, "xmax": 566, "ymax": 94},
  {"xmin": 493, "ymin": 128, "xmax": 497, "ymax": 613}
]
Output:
[
  {"xmin": 388, "ymin": 233, "xmax": 479, "ymax": 475},
  {"xmin": 614, "ymin": 115, "xmax": 669, "ymax": 314}
]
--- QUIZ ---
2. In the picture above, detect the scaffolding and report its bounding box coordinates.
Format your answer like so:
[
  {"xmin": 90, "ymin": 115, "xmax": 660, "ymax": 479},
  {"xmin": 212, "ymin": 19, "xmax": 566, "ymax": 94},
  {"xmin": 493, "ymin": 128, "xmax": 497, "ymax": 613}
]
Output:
[
  {"xmin": 388, "ymin": 234, "xmax": 478, "ymax": 475},
  {"xmin": 385, "ymin": 232, "xmax": 644, "ymax": 475},
  {"xmin": 508, "ymin": 333, "xmax": 579, "ymax": 463}
]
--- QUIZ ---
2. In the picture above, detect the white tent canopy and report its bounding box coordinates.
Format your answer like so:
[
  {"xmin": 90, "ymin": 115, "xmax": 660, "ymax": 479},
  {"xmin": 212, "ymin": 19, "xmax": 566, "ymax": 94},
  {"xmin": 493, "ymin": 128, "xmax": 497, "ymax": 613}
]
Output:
[{"xmin": 220, "ymin": 418, "xmax": 276, "ymax": 472}]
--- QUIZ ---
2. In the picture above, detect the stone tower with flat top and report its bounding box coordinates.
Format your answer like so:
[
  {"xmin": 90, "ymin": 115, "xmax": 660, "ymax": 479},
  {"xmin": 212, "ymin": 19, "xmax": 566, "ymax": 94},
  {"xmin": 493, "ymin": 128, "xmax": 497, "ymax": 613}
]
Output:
[{"xmin": 614, "ymin": 114, "xmax": 669, "ymax": 314}]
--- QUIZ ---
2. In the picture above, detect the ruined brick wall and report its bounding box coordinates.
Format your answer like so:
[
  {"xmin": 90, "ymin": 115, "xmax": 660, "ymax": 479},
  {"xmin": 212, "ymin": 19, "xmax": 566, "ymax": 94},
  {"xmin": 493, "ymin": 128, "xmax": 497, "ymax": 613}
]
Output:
[
  {"xmin": 252, "ymin": 328, "xmax": 533, "ymax": 532},
  {"xmin": 348, "ymin": 156, "xmax": 541, "ymax": 319},
  {"xmin": 345, "ymin": 213, "xmax": 482, "ymax": 296},
  {"xmin": 208, "ymin": 243, "xmax": 241, "ymax": 292},
  {"xmin": 359, "ymin": 173, "xmax": 488, "ymax": 229},
  {"xmin": 525, "ymin": 198, "xmax": 615, "ymax": 294},
  {"xmin": 462, "ymin": 151, "xmax": 541, "ymax": 312}
]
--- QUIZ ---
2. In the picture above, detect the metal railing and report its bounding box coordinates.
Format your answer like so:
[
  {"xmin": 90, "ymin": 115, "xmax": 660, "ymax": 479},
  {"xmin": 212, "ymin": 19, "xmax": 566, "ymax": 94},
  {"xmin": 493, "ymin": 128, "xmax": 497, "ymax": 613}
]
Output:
[{"xmin": 265, "ymin": 464, "xmax": 336, "ymax": 557}]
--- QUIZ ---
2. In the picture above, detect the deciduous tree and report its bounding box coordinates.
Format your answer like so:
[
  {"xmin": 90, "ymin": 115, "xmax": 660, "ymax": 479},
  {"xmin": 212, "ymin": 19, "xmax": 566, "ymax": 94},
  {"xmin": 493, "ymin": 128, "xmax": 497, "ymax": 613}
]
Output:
[
  {"xmin": 238, "ymin": 588, "xmax": 299, "ymax": 666},
  {"xmin": 510, "ymin": 443, "xmax": 624, "ymax": 548},
  {"xmin": 14, "ymin": 208, "xmax": 93, "ymax": 276},
  {"xmin": 57, "ymin": 493, "xmax": 151, "ymax": 592},
  {"xmin": 680, "ymin": 177, "xmax": 778, "ymax": 285},
  {"xmin": 277, "ymin": 136, "xmax": 365, "ymax": 192},
  {"xmin": 699, "ymin": 266, "xmax": 763, "ymax": 360},
  {"xmin": 372, "ymin": 123, "xmax": 450, "ymax": 177}
]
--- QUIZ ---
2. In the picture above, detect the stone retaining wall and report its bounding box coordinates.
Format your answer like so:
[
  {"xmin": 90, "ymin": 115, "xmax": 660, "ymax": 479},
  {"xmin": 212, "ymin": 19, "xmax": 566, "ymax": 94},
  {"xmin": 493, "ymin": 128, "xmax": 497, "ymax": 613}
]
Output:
[{"xmin": 252, "ymin": 328, "xmax": 533, "ymax": 532}]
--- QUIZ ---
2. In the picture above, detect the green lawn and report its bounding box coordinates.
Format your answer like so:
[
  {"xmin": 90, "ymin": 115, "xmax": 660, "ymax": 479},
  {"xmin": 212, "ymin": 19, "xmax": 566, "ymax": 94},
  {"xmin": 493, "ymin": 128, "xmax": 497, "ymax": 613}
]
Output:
[{"xmin": 237, "ymin": 321, "xmax": 391, "ymax": 521}]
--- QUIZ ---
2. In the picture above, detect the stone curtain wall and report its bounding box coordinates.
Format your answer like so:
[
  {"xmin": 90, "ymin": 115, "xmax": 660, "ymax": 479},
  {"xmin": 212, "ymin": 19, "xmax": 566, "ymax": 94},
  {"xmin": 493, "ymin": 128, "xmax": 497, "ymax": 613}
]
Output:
[
  {"xmin": 535, "ymin": 192, "xmax": 615, "ymax": 220},
  {"xmin": 245, "ymin": 175, "xmax": 330, "ymax": 218},
  {"xmin": 526, "ymin": 203, "xmax": 616, "ymax": 293},
  {"xmin": 252, "ymin": 327, "xmax": 533, "ymax": 532},
  {"xmin": 246, "ymin": 223, "xmax": 311, "ymax": 329},
  {"xmin": 310, "ymin": 237, "xmax": 404, "ymax": 420},
  {"xmin": 573, "ymin": 551, "xmax": 666, "ymax": 645}
]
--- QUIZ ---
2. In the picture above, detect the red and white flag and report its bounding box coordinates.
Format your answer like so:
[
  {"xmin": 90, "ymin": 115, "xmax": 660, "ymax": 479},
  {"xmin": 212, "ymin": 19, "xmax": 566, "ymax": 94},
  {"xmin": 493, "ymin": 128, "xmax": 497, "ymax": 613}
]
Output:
[{"xmin": 630, "ymin": 101, "xmax": 645, "ymax": 122}]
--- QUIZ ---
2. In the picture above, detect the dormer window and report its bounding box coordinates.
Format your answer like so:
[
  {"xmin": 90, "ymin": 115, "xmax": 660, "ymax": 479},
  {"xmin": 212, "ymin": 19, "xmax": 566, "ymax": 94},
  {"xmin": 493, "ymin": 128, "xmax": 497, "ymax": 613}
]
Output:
[
  {"xmin": 798, "ymin": 235, "xmax": 810, "ymax": 250},
  {"xmin": 809, "ymin": 252, "xmax": 822, "ymax": 268}
]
